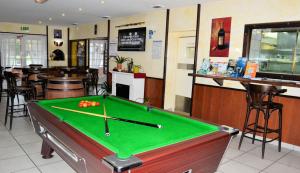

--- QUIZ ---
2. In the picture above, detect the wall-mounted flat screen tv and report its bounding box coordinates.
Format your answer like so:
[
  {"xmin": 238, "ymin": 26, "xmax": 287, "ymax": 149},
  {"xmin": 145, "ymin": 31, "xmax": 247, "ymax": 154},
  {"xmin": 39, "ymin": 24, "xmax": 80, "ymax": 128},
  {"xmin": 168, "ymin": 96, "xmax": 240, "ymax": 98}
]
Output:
[{"xmin": 118, "ymin": 27, "xmax": 146, "ymax": 51}]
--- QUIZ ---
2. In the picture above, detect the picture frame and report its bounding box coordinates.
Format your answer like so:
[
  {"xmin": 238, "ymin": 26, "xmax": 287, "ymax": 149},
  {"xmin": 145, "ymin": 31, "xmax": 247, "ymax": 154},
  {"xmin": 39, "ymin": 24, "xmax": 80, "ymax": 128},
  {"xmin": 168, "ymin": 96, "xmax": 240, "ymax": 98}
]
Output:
[
  {"xmin": 118, "ymin": 27, "xmax": 146, "ymax": 51},
  {"xmin": 209, "ymin": 17, "xmax": 232, "ymax": 57},
  {"xmin": 54, "ymin": 29, "xmax": 62, "ymax": 39}
]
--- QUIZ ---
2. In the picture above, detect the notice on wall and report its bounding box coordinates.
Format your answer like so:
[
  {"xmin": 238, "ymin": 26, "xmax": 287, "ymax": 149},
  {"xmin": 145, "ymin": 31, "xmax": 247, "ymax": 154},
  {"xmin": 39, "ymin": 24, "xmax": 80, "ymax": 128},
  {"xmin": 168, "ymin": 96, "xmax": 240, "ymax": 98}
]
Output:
[
  {"xmin": 152, "ymin": 40, "xmax": 163, "ymax": 59},
  {"xmin": 109, "ymin": 42, "xmax": 118, "ymax": 57}
]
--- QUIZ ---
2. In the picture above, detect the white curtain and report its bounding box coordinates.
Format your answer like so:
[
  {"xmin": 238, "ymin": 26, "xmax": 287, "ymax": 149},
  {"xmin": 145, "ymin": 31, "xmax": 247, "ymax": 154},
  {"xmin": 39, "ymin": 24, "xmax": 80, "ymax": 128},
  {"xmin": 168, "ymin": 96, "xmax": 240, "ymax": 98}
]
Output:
[{"xmin": 0, "ymin": 33, "xmax": 47, "ymax": 67}]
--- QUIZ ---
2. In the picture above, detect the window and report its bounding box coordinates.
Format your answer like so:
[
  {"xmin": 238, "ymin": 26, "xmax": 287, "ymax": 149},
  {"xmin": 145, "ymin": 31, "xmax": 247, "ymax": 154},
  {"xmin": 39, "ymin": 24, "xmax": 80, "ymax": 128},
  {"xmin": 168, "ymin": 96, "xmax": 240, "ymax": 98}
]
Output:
[
  {"xmin": 89, "ymin": 40, "xmax": 107, "ymax": 69},
  {"xmin": 249, "ymin": 28, "xmax": 300, "ymax": 74},
  {"xmin": 0, "ymin": 33, "xmax": 47, "ymax": 67}
]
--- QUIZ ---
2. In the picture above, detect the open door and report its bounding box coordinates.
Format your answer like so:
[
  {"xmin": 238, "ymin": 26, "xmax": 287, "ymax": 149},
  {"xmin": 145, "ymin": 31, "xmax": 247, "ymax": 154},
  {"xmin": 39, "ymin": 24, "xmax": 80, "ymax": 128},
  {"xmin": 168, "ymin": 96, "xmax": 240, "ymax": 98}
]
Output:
[{"xmin": 69, "ymin": 39, "xmax": 87, "ymax": 68}]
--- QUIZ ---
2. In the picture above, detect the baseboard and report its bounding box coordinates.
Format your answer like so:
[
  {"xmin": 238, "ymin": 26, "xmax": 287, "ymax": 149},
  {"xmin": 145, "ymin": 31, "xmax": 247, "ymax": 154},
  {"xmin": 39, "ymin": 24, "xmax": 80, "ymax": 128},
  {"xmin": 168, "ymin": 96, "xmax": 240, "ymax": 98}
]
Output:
[{"xmin": 236, "ymin": 132, "xmax": 300, "ymax": 152}]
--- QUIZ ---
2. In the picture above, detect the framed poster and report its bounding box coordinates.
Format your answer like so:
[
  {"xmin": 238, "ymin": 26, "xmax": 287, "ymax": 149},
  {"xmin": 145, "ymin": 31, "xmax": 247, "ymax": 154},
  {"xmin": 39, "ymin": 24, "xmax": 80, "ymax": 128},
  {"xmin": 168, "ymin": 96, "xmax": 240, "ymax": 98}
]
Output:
[
  {"xmin": 209, "ymin": 17, "xmax": 232, "ymax": 57},
  {"xmin": 54, "ymin": 29, "xmax": 62, "ymax": 39},
  {"xmin": 118, "ymin": 27, "xmax": 146, "ymax": 51}
]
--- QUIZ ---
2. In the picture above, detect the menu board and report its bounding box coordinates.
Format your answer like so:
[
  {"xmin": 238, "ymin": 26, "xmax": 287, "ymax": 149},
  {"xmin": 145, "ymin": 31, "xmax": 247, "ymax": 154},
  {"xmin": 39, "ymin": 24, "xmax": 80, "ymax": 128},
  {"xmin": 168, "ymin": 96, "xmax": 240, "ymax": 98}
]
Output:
[{"xmin": 118, "ymin": 27, "xmax": 146, "ymax": 51}]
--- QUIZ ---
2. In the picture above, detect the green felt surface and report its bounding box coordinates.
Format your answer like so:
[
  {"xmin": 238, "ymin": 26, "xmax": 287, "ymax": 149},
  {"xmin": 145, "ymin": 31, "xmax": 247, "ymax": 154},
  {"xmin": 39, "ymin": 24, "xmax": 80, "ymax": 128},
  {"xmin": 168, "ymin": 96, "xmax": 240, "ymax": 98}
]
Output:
[{"xmin": 37, "ymin": 96, "xmax": 219, "ymax": 159}]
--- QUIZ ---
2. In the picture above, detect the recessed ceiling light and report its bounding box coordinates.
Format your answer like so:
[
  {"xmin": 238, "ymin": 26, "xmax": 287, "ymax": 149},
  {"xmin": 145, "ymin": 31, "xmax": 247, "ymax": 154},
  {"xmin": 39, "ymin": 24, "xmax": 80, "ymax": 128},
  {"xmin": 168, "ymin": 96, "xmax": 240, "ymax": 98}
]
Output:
[
  {"xmin": 62, "ymin": 13, "xmax": 65, "ymax": 17},
  {"xmin": 100, "ymin": 0, "xmax": 105, "ymax": 4},
  {"xmin": 38, "ymin": 21, "xmax": 42, "ymax": 24},
  {"xmin": 101, "ymin": 16, "xmax": 110, "ymax": 19},
  {"xmin": 34, "ymin": 0, "xmax": 48, "ymax": 4},
  {"xmin": 48, "ymin": 17, "xmax": 52, "ymax": 21},
  {"xmin": 78, "ymin": 8, "xmax": 82, "ymax": 11},
  {"xmin": 152, "ymin": 4, "xmax": 164, "ymax": 9}
]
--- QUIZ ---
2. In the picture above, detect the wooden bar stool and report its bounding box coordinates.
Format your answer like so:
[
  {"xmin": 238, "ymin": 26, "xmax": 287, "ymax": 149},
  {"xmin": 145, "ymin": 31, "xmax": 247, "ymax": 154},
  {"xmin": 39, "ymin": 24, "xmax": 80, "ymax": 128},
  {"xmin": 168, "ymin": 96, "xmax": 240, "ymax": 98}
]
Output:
[
  {"xmin": 4, "ymin": 71, "xmax": 35, "ymax": 130},
  {"xmin": 238, "ymin": 83, "xmax": 286, "ymax": 158}
]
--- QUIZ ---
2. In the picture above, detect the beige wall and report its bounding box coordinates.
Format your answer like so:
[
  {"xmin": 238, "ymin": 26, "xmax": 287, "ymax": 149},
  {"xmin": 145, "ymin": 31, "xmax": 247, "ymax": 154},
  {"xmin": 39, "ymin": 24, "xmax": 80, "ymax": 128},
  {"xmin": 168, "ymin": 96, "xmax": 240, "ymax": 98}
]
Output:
[
  {"xmin": 0, "ymin": 22, "xmax": 69, "ymax": 67},
  {"xmin": 47, "ymin": 26, "xmax": 69, "ymax": 67},
  {"xmin": 69, "ymin": 21, "xmax": 108, "ymax": 40},
  {"xmin": 164, "ymin": 6, "xmax": 197, "ymax": 110},
  {"xmin": 2, "ymin": 1, "xmax": 300, "ymax": 97},
  {"xmin": 0, "ymin": 22, "xmax": 46, "ymax": 35},
  {"xmin": 196, "ymin": 0, "xmax": 300, "ymax": 97},
  {"xmin": 109, "ymin": 10, "xmax": 167, "ymax": 78}
]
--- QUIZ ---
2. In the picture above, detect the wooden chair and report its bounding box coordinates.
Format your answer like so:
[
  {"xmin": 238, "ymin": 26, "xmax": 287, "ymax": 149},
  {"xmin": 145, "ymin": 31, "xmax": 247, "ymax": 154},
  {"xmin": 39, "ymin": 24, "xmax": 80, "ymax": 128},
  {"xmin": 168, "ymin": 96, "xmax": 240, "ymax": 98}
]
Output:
[
  {"xmin": 85, "ymin": 68, "xmax": 99, "ymax": 95},
  {"xmin": 238, "ymin": 83, "xmax": 286, "ymax": 158},
  {"xmin": 4, "ymin": 71, "xmax": 35, "ymax": 130}
]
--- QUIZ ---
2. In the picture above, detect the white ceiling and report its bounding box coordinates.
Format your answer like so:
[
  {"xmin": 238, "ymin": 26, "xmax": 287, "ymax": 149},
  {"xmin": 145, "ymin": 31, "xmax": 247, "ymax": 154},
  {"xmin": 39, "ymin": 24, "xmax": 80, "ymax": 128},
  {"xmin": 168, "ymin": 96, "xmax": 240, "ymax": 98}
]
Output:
[{"xmin": 0, "ymin": 0, "xmax": 210, "ymax": 26}]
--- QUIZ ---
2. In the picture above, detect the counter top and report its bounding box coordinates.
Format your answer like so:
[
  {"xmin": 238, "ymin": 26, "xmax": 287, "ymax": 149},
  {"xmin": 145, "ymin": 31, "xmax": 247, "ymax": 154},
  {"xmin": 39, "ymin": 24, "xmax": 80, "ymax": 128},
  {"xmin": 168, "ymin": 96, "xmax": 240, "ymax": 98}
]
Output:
[{"xmin": 189, "ymin": 73, "xmax": 300, "ymax": 88}]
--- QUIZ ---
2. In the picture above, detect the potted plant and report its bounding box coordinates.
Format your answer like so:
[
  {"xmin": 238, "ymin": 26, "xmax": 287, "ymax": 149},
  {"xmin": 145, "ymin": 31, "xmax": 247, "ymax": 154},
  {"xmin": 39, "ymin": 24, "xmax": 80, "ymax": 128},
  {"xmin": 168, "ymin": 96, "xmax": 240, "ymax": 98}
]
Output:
[
  {"xmin": 112, "ymin": 56, "xmax": 128, "ymax": 71},
  {"xmin": 133, "ymin": 65, "xmax": 142, "ymax": 73}
]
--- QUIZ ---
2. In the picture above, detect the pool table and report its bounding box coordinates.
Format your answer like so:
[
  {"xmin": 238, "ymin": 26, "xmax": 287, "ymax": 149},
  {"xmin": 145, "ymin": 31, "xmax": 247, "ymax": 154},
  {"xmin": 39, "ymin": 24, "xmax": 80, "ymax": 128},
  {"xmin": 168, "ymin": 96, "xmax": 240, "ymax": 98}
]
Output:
[{"xmin": 27, "ymin": 96, "xmax": 238, "ymax": 173}]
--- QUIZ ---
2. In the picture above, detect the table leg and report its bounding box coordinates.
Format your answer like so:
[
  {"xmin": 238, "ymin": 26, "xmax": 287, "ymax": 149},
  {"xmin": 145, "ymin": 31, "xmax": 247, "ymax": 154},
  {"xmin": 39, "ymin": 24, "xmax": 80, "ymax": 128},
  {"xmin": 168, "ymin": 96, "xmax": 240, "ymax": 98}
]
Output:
[{"xmin": 41, "ymin": 140, "xmax": 54, "ymax": 159}]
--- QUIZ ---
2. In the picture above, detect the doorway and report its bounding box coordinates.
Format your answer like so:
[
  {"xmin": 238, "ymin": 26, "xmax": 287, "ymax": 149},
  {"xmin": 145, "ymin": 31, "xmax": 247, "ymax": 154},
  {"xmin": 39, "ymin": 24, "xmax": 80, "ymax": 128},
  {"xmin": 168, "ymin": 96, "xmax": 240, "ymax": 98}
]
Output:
[
  {"xmin": 89, "ymin": 39, "xmax": 108, "ymax": 84},
  {"xmin": 164, "ymin": 6, "xmax": 197, "ymax": 115},
  {"xmin": 69, "ymin": 39, "xmax": 87, "ymax": 68}
]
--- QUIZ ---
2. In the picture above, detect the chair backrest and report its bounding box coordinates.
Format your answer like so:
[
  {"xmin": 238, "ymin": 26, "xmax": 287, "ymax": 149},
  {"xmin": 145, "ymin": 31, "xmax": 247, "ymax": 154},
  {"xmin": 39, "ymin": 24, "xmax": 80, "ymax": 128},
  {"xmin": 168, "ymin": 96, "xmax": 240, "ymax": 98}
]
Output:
[
  {"xmin": 4, "ymin": 71, "xmax": 17, "ymax": 95},
  {"xmin": 88, "ymin": 68, "xmax": 99, "ymax": 83},
  {"xmin": 244, "ymin": 83, "xmax": 277, "ymax": 107}
]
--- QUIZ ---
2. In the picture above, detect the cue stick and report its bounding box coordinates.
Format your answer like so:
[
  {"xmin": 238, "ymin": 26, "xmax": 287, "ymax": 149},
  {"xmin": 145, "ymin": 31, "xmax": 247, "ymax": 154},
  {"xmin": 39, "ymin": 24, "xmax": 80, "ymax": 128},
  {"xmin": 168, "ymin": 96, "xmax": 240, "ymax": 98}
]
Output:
[
  {"xmin": 51, "ymin": 106, "xmax": 162, "ymax": 128},
  {"xmin": 103, "ymin": 104, "xmax": 110, "ymax": 136}
]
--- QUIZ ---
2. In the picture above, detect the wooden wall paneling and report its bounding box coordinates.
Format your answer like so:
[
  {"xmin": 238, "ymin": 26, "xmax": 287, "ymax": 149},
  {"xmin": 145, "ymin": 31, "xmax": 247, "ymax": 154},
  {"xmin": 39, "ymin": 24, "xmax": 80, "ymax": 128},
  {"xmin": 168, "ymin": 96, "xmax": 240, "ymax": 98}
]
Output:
[
  {"xmin": 192, "ymin": 84, "xmax": 222, "ymax": 123},
  {"xmin": 107, "ymin": 72, "xmax": 112, "ymax": 87},
  {"xmin": 144, "ymin": 77, "xmax": 164, "ymax": 108},
  {"xmin": 46, "ymin": 26, "xmax": 49, "ymax": 67},
  {"xmin": 162, "ymin": 9, "xmax": 170, "ymax": 107},
  {"xmin": 278, "ymin": 96, "xmax": 300, "ymax": 146},
  {"xmin": 217, "ymin": 89, "xmax": 246, "ymax": 129},
  {"xmin": 192, "ymin": 84, "xmax": 300, "ymax": 146}
]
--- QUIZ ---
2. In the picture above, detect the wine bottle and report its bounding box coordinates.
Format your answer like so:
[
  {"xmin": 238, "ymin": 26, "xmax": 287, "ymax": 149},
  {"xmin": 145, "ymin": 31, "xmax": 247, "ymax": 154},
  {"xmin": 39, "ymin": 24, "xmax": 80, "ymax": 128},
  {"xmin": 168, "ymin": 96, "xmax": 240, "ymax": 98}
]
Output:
[{"xmin": 217, "ymin": 22, "xmax": 225, "ymax": 49}]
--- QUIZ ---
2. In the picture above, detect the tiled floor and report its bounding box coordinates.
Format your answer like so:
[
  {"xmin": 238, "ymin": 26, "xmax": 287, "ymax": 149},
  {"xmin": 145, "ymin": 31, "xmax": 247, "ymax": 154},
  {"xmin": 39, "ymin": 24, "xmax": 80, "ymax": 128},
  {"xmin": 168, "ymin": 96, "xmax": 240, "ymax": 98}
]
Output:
[{"xmin": 0, "ymin": 97, "xmax": 300, "ymax": 173}]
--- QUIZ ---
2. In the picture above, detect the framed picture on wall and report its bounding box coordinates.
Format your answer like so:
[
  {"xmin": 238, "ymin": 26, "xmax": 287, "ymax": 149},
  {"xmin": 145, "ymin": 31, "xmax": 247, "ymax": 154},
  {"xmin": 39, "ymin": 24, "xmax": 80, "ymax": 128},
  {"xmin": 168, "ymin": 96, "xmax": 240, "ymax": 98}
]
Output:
[
  {"xmin": 118, "ymin": 27, "xmax": 146, "ymax": 51},
  {"xmin": 54, "ymin": 29, "xmax": 62, "ymax": 39},
  {"xmin": 209, "ymin": 17, "xmax": 232, "ymax": 57}
]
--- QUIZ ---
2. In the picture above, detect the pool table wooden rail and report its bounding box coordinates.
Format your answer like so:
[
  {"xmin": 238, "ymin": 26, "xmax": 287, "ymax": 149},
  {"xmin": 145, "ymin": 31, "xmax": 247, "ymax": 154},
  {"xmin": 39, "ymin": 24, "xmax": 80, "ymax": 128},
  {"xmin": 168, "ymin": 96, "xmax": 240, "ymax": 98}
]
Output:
[{"xmin": 28, "ymin": 101, "xmax": 236, "ymax": 173}]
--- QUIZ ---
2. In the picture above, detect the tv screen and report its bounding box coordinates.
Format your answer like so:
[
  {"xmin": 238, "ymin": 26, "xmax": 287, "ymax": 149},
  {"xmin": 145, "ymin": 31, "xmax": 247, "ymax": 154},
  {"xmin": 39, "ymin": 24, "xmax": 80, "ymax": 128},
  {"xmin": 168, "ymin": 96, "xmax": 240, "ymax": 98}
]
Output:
[{"xmin": 118, "ymin": 27, "xmax": 146, "ymax": 51}]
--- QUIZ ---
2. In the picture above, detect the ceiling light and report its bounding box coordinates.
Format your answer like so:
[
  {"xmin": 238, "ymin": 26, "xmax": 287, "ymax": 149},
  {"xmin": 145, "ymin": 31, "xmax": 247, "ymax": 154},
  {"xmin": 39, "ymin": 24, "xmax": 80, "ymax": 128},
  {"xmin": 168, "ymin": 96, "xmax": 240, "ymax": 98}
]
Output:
[
  {"xmin": 78, "ymin": 8, "xmax": 82, "ymax": 11},
  {"xmin": 101, "ymin": 16, "xmax": 110, "ymax": 19},
  {"xmin": 100, "ymin": 0, "xmax": 105, "ymax": 4},
  {"xmin": 34, "ymin": 0, "xmax": 48, "ymax": 4},
  {"xmin": 62, "ymin": 13, "xmax": 65, "ymax": 17},
  {"xmin": 152, "ymin": 4, "xmax": 164, "ymax": 9},
  {"xmin": 49, "ymin": 17, "xmax": 52, "ymax": 21},
  {"xmin": 72, "ymin": 23, "xmax": 78, "ymax": 26}
]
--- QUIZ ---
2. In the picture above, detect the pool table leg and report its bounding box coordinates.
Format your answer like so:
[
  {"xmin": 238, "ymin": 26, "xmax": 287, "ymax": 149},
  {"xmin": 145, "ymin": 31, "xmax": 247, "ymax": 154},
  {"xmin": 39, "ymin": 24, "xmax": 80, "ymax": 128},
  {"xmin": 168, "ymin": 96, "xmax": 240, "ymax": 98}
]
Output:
[{"xmin": 41, "ymin": 140, "xmax": 54, "ymax": 159}]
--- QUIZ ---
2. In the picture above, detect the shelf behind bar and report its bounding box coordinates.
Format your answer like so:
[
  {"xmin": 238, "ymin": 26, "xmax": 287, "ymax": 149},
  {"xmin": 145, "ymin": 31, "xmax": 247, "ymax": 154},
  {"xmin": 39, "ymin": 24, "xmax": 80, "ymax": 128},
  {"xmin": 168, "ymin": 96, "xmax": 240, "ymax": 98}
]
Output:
[{"xmin": 188, "ymin": 73, "xmax": 300, "ymax": 88}]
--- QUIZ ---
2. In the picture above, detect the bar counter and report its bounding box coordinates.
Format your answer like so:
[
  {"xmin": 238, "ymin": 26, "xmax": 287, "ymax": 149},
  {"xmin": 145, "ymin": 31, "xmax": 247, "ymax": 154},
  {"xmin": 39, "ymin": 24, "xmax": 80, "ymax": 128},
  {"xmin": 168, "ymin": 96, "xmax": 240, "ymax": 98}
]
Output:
[{"xmin": 189, "ymin": 73, "xmax": 300, "ymax": 148}]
